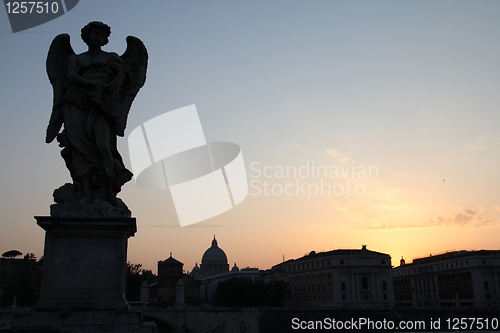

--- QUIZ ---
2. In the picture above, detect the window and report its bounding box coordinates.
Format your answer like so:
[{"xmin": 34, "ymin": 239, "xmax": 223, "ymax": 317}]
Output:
[
  {"xmin": 341, "ymin": 282, "xmax": 346, "ymax": 291},
  {"xmin": 342, "ymin": 294, "xmax": 346, "ymax": 301},
  {"xmin": 484, "ymin": 281, "xmax": 489, "ymax": 291},
  {"xmin": 362, "ymin": 277, "xmax": 368, "ymax": 291},
  {"xmin": 340, "ymin": 259, "xmax": 344, "ymax": 265},
  {"xmin": 383, "ymin": 281, "xmax": 387, "ymax": 291}
]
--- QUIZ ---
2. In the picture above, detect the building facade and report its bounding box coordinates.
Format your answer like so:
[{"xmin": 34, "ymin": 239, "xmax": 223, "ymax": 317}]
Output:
[
  {"xmin": 155, "ymin": 255, "xmax": 201, "ymax": 305},
  {"xmin": 271, "ymin": 245, "xmax": 394, "ymax": 307},
  {"xmin": 393, "ymin": 250, "xmax": 500, "ymax": 308}
]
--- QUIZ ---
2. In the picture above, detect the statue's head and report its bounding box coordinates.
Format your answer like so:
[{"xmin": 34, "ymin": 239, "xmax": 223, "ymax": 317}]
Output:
[{"xmin": 81, "ymin": 21, "xmax": 111, "ymax": 47}]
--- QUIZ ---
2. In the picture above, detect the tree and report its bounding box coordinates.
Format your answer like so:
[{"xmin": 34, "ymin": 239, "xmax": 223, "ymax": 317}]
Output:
[
  {"xmin": 215, "ymin": 278, "xmax": 290, "ymax": 307},
  {"xmin": 2, "ymin": 250, "xmax": 22, "ymax": 258},
  {"xmin": 0, "ymin": 256, "xmax": 42, "ymax": 306},
  {"xmin": 126, "ymin": 262, "xmax": 144, "ymax": 301},
  {"xmin": 215, "ymin": 278, "xmax": 254, "ymax": 306},
  {"xmin": 23, "ymin": 253, "xmax": 36, "ymax": 260}
]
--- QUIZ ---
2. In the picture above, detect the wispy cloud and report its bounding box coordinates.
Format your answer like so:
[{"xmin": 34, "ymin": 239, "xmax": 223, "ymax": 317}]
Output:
[
  {"xmin": 462, "ymin": 136, "xmax": 499, "ymax": 158},
  {"xmin": 287, "ymin": 143, "xmax": 317, "ymax": 154},
  {"xmin": 464, "ymin": 143, "xmax": 487, "ymax": 153},
  {"xmin": 360, "ymin": 206, "xmax": 496, "ymax": 230},
  {"xmin": 287, "ymin": 144, "xmax": 354, "ymax": 165},
  {"xmin": 324, "ymin": 149, "xmax": 351, "ymax": 164}
]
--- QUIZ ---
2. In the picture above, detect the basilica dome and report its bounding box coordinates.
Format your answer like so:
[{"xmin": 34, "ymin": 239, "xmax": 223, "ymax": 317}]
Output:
[
  {"xmin": 202, "ymin": 236, "xmax": 228, "ymax": 264},
  {"xmin": 200, "ymin": 236, "xmax": 229, "ymax": 276}
]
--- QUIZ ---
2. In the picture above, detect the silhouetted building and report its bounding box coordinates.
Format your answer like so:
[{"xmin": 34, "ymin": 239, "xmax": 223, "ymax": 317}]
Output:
[
  {"xmin": 157, "ymin": 254, "xmax": 183, "ymax": 284},
  {"xmin": 271, "ymin": 245, "xmax": 394, "ymax": 307},
  {"xmin": 184, "ymin": 236, "xmax": 268, "ymax": 303},
  {"xmin": 156, "ymin": 254, "xmax": 200, "ymax": 305},
  {"xmin": 199, "ymin": 236, "xmax": 229, "ymax": 276},
  {"xmin": 393, "ymin": 250, "xmax": 500, "ymax": 308}
]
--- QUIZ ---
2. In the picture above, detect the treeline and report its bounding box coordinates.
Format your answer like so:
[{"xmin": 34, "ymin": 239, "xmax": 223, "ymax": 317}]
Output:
[
  {"xmin": 215, "ymin": 278, "xmax": 290, "ymax": 307},
  {"xmin": 0, "ymin": 255, "xmax": 42, "ymax": 307}
]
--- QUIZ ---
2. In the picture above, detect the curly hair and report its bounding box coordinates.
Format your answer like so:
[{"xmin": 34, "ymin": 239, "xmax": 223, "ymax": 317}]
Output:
[{"xmin": 81, "ymin": 21, "xmax": 111, "ymax": 46}]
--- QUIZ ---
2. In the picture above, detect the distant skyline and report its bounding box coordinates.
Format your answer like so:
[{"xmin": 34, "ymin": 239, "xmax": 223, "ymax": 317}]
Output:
[{"xmin": 1, "ymin": 1, "xmax": 500, "ymax": 274}]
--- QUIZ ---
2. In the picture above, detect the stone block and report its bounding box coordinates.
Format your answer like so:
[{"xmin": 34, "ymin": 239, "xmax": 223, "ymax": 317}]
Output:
[{"xmin": 34, "ymin": 217, "xmax": 136, "ymax": 311}]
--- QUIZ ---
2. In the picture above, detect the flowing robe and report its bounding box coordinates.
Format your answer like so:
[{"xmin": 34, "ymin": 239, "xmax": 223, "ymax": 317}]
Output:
[{"xmin": 58, "ymin": 52, "xmax": 132, "ymax": 196}]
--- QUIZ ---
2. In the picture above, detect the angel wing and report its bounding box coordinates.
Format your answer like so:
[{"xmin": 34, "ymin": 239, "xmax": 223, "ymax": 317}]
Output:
[
  {"xmin": 46, "ymin": 34, "xmax": 75, "ymax": 143},
  {"xmin": 115, "ymin": 36, "xmax": 148, "ymax": 137}
]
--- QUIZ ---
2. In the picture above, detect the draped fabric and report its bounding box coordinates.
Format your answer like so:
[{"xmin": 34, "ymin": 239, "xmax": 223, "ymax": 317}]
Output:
[{"xmin": 58, "ymin": 52, "xmax": 132, "ymax": 196}]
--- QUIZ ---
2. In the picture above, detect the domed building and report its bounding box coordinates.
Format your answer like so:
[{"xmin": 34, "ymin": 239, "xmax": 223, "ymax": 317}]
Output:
[
  {"xmin": 199, "ymin": 236, "xmax": 229, "ymax": 276},
  {"xmin": 187, "ymin": 236, "xmax": 263, "ymax": 303}
]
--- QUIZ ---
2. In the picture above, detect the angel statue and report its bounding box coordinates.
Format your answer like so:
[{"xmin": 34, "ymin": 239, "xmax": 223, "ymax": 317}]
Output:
[{"xmin": 46, "ymin": 21, "xmax": 147, "ymax": 218}]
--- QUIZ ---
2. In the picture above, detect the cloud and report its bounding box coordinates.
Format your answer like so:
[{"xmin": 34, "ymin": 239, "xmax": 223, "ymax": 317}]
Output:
[
  {"xmin": 288, "ymin": 143, "xmax": 317, "ymax": 154},
  {"xmin": 287, "ymin": 144, "xmax": 354, "ymax": 164},
  {"xmin": 462, "ymin": 136, "xmax": 500, "ymax": 158},
  {"xmin": 464, "ymin": 144, "xmax": 486, "ymax": 153},
  {"xmin": 360, "ymin": 206, "xmax": 497, "ymax": 231},
  {"xmin": 324, "ymin": 149, "xmax": 351, "ymax": 164}
]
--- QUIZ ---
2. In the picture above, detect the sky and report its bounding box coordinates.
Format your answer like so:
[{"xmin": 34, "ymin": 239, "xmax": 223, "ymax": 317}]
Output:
[{"xmin": 1, "ymin": 0, "xmax": 500, "ymax": 274}]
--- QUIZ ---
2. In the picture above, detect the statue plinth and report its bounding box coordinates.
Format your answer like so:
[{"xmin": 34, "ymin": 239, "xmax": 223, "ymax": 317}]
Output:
[
  {"xmin": 7, "ymin": 217, "xmax": 155, "ymax": 332},
  {"xmin": 34, "ymin": 216, "xmax": 136, "ymax": 311}
]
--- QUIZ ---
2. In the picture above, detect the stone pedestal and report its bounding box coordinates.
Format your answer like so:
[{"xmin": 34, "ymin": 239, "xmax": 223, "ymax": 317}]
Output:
[
  {"xmin": 34, "ymin": 217, "xmax": 135, "ymax": 311},
  {"xmin": 6, "ymin": 217, "xmax": 156, "ymax": 332}
]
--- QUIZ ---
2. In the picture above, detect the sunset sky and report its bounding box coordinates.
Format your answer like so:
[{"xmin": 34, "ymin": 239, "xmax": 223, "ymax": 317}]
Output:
[{"xmin": 1, "ymin": 1, "xmax": 500, "ymax": 274}]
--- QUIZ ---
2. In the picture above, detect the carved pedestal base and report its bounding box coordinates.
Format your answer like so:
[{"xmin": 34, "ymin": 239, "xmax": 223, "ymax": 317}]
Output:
[
  {"xmin": 6, "ymin": 217, "xmax": 156, "ymax": 332},
  {"xmin": 34, "ymin": 217, "xmax": 135, "ymax": 311}
]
